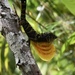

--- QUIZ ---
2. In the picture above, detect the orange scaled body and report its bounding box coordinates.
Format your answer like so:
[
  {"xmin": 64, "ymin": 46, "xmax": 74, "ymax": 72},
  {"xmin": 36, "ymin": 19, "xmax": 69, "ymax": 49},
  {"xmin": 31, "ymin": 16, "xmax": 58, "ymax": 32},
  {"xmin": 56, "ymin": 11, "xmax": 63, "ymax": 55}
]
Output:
[{"xmin": 30, "ymin": 41, "xmax": 56, "ymax": 61}]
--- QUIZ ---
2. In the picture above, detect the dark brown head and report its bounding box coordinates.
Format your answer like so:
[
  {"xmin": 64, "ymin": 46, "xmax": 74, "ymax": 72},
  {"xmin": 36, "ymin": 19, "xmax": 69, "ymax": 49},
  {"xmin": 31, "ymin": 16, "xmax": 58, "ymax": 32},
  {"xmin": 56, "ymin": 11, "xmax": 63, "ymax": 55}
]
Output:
[{"xmin": 31, "ymin": 32, "xmax": 57, "ymax": 42}]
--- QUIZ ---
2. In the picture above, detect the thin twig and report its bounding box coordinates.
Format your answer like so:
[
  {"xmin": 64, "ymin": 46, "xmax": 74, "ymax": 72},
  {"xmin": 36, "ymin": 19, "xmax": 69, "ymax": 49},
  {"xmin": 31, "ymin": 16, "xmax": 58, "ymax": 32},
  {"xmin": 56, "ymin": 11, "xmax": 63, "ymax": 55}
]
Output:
[{"xmin": 26, "ymin": 13, "xmax": 47, "ymax": 30}]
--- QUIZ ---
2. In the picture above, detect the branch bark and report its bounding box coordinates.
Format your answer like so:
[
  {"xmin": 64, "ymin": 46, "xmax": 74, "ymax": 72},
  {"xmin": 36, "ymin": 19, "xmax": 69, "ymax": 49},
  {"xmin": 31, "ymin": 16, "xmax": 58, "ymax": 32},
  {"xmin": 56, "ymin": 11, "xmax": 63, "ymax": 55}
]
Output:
[{"xmin": 0, "ymin": 0, "xmax": 42, "ymax": 75}]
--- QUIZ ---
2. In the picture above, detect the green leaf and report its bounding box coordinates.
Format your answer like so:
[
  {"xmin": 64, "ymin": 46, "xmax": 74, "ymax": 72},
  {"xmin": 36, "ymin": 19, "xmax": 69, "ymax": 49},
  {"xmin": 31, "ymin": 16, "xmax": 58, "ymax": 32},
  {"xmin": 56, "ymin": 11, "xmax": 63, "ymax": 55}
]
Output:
[
  {"xmin": 69, "ymin": 32, "xmax": 75, "ymax": 37},
  {"xmin": 61, "ymin": 42, "xmax": 69, "ymax": 53},
  {"xmin": 68, "ymin": 32, "xmax": 75, "ymax": 45},
  {"xmin": 61, "ymin": 0, "xmax": 75, "ymax": 15},
  {"xmin": 69, "ymin": 37, "xmax": 75, "ymax": 45}
]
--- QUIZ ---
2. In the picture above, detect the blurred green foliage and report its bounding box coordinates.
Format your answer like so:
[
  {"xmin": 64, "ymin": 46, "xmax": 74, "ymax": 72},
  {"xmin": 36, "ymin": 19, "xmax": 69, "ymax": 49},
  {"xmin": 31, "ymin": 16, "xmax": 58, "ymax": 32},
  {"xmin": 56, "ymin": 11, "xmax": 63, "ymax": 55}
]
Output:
[{"xmin": 0, "ymin": 0, "xmax": 75, "ymax": 75}]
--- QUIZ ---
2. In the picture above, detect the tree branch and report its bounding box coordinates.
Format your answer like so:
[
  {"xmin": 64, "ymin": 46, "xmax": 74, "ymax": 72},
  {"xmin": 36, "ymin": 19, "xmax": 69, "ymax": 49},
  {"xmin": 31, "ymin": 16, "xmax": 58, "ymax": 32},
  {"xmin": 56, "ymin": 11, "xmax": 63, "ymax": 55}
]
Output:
[{"xmin": 0, "ymin": 0, "xmax": 42, "ymax": 75}]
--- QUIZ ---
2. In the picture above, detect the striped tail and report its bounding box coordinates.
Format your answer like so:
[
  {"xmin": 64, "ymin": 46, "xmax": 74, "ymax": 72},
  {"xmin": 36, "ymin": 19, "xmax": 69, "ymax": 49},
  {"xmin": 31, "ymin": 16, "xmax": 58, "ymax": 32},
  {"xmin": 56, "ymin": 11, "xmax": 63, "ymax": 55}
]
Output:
[{"xmin": 21, "ymin": 0, "xmax": 38, "ymax": 41}]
